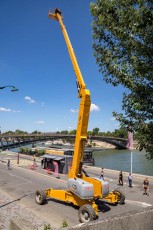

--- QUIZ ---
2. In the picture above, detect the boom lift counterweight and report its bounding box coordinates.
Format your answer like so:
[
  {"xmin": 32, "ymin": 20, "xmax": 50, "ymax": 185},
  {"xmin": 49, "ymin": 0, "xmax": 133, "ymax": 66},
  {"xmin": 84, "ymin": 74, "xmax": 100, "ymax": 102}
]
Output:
[{"xmin": 35, "ymin": 9, "xmax": 125, "ymax": 223}]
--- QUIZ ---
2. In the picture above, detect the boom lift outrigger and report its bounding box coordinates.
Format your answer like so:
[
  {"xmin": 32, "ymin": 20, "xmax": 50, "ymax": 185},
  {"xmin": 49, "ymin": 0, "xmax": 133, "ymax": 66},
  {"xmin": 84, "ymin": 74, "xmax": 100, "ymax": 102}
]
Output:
[{"xmin": 35, "ymin": 9, "xmax": 125, "ymax": 223}]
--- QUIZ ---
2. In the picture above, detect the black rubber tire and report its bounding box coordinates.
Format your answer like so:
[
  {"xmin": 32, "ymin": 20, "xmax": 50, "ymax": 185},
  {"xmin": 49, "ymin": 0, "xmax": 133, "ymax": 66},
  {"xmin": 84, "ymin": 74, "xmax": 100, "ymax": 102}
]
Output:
[
  {"xmin": 113, "ymin": 189, "xmax": 125, "ymax": 204},
  {"xmin": 78, "ymin": 204, "xmax": 97, "ymax": 223},
  {"xmin": 35, "ymin": 189, "xmax": 46, "ymax": 205}
]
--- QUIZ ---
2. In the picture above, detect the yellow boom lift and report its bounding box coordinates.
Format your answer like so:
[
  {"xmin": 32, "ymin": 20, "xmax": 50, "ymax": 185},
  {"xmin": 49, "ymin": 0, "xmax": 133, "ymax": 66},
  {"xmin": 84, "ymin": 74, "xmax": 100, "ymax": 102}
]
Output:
[{"xmin": 35, "ymin": 9, "xmax": 125, "ymax": 223}]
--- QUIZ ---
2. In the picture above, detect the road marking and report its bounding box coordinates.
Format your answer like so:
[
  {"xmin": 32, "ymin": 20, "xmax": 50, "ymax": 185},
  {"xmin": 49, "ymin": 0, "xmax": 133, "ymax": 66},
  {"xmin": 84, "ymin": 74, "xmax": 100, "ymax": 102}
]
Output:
[{"xmin": 126, "ymin": 199, "xmax": 152, "ymax": 207}]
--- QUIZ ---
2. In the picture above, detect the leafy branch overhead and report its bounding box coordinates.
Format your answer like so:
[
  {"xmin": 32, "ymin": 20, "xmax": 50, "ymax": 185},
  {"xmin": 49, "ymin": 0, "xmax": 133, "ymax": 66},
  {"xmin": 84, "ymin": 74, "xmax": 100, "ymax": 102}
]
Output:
[{"xmin": 90, "ymin": 0, "xmax": 153, "ymax": 159}]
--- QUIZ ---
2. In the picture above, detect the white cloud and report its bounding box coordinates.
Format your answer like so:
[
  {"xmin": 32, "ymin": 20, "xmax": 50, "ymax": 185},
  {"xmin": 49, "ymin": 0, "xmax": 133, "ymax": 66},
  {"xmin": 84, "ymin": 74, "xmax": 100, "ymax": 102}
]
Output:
[
  {"xmin": 35, "ymin": 120, "xmax": 45, "ymax": 124},
  {"xmin": 24, "ymin": 96, "xmax": 36, "ymax": 103},
  {"xmin": 68, "ymin": 126, "xmax": 72, "ymax": 130},
  {"xmin": 0, "ymin": 107, "xmax": 11, "ymax": 112},
  {"xmin": 0, "ymin": 107, "xmax": 21, "ymax": 112},
  {"xmin": 90, "ymin": 103, "xmax": 100, "ymax": 112},
  {"xmin": 70, "ymin": 109, "xmax": 78, "ymax": 113}
]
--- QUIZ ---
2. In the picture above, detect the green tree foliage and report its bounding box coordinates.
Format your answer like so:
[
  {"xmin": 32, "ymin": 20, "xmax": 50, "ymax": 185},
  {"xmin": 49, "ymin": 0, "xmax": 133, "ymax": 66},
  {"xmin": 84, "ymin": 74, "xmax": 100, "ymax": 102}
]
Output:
[
  {"xmin": 61, "ymin": 130, "xmax": 68, "ymax": 134},
  {"xmin": 32, "ymin": 130, "xmax": 41, "ymax": 134},
  {"xmin": 90, "ymin": 0, "xmax": 153, "ymax": 159},
  {"xmin": 92, "ymin": 127, "xmax": 100, "ymax": 135},
  {"xmin": 69, "ymin": 129, "xmax": 76, "ymax": 135},
  {"xmin": 3, "ymin": 130, "xmax": 28, "ymax": 135},
  {"xmin": 3, "ymin": 130, "xmax": 14, "ymax": 135},
  {"xmin": 87, "ymin": 131, "xmax": 93, "ymax": 136},
  {"xmin": 15, "ymin": 129, "xmax": 28, "ymax": 134}
]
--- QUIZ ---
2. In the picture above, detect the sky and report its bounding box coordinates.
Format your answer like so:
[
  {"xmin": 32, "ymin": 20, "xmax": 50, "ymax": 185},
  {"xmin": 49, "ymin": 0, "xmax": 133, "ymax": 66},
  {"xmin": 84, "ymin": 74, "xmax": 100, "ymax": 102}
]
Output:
[{"xmin": 0, "ymin": 0, "xmax": 125, "ymax": 133}]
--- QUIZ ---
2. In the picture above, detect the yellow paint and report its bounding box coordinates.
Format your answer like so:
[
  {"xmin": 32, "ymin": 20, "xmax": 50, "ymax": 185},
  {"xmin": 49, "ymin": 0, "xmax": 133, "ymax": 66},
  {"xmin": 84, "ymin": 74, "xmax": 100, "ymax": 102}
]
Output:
[{"xmin": 46, "ymin": 149, "xmax": 64, "ymax": 155}]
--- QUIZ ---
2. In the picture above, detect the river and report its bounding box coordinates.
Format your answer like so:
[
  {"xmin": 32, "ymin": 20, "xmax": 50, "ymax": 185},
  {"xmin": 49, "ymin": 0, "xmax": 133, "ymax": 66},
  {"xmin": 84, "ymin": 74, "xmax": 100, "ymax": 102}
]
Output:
[
  {"xmin": 9, "ymin": 144, "xmax": 153, "ymax": 176},
  {"xmin": 93, "ymin": 149, "xmax": 153, "ymax": 176}
]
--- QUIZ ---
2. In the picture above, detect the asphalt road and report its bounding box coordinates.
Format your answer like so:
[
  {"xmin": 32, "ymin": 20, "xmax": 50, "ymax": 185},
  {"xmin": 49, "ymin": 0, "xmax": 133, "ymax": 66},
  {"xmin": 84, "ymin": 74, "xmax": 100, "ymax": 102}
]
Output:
[{"xmin": 0, "ymin": 151, "xmax": 153, "ymax": 229}]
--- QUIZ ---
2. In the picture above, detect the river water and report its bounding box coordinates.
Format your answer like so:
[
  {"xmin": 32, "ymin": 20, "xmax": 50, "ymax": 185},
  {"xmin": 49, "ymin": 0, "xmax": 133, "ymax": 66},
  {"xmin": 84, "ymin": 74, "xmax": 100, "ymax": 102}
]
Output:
[
  {"xmin": 9, "ymin": 143, "xmax": 153, "ymax": 176},
  {"xmin": 93, "ymin": 149, "xmax": 153, "ymax": 176}
]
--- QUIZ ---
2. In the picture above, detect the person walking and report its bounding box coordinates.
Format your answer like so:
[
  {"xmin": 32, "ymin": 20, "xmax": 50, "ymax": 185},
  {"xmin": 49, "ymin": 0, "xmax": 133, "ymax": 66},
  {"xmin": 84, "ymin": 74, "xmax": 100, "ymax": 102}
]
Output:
[
  {"xmin": 100, "ymin": 168, "xmax": 104, "ymax": 180},
  {"xmin": 41, "ymin": 158, "xmax": 44, "ymax": 168},
  {"xmin": 7, "ymin": 159, "xmax": 10, "ymax": 170},
  {"xmin": 33, "ymin": 154, "xmax": 36, "ymax": 166},
  {"xmin": 128, "ymin": 173, "xmax": 132, "ymax": 187},
  {"xmin": 119, "ymin": 171, "xmax": 123, "ymax": 186},
  {"xmin": 143, "ymin": 178, "xmax": 149, "ymax": 195}
]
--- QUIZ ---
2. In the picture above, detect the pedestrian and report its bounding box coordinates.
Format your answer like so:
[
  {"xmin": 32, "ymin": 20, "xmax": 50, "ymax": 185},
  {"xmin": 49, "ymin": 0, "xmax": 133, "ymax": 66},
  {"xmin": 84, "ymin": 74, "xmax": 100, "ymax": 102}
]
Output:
[
  {"xmin": 143, "ymin": 178, "xmax": 149, "ymax": 195},
  {"xmin": 33, "ymin": 154, "xmax": 36, "ymax": 166},
  {"xmin": 128, "ymin": 173, "xmax": 132, "ymax": 187},
  {"xmin": 41, "ymin": 158, "xmax": 44, "ymax": 168},
  {"xmin": 119, "ymin": 171, "xmax": 123, "ymax": 186},
  {"xmin": 7, "ymin": 159, "xmax": 10, "ymax": 170},
  {"xmin": 100, "ymin": 168, "xmax": 104, "ymax": 180}
]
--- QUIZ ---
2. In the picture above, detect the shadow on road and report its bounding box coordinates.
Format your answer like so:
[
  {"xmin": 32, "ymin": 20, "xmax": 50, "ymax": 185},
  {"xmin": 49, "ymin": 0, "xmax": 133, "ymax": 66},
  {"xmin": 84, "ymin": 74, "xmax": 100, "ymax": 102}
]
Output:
[{"xmin": 96, "ymin": 200, "xmax": 111, "ymax": 213}]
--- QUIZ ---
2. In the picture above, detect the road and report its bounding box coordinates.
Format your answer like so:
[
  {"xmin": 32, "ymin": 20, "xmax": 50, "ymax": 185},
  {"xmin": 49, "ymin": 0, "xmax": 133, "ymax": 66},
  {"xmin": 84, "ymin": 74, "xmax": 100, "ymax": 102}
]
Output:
[{"xmin": 0, "ymin": 151, "xmax": 153, "ymax": 229}]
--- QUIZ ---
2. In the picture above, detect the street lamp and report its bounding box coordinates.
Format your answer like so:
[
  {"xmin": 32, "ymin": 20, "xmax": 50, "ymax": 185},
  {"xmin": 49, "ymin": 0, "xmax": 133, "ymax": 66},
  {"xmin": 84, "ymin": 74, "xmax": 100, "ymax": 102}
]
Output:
[{"xmin": 0, "ymin": 85, "xmax": 18, "ymax": 92}]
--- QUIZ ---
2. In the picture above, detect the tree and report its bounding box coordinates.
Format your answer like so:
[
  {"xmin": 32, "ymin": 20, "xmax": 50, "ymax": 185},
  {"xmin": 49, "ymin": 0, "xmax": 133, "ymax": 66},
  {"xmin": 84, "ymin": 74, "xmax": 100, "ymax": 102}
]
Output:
[
  {"xmin": 112, "ymin": 128, "xmax": 127, "ymax": 138},
  {"xmin": 61, "ymin": 130, "xmax": 68, "ymax": 134},
  {"xmin": 32, "ymin": 130, "xmax": 41, "ymax": 134},
  {"xmin": 69, "ymin": 129, "xmax": 76, "ymax": 135},
  {"xmin": 90, "ymin": 0, "xmax": 153, "ymax": 159},
  {"xmin": 87, "ymin": 131, "xmax": 93, "ymax": 135},
  {"xmin": 92, "ymin": 127, "xmax": 100, "ymax": 135}
]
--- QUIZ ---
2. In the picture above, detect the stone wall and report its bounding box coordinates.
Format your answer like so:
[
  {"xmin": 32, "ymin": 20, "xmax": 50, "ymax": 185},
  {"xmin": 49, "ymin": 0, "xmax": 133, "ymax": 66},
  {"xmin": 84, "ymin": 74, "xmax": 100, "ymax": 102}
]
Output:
[{"xmin": 67, "ymin": 207, "xmax": 153, "ymax": 230}]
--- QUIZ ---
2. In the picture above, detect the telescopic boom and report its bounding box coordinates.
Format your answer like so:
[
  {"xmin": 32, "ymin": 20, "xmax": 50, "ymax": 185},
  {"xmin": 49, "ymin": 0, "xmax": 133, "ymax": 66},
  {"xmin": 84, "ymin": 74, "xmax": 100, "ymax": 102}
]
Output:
[{"xmin": 48, "ymin": 9, "xmax": 91, "ymax": 178}]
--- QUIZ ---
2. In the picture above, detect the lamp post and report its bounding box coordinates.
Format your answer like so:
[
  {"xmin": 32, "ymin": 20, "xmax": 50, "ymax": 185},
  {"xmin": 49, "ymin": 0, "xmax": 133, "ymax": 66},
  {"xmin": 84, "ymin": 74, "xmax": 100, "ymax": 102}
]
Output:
[
  {"xmin": 17, "ymin": 153, "xmax": 20, "ymax": 164},
  {"xmin": 0, "ymin": 85, "xmax": 18, "ymax": 92}
]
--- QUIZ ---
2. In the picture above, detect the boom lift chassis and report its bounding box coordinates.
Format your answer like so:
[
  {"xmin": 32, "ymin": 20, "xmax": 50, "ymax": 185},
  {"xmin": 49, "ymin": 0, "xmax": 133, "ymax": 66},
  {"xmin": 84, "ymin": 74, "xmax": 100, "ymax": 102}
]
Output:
[{"xmin": 35, "ymin": 9, "xmax": 125, "ymax": 223}]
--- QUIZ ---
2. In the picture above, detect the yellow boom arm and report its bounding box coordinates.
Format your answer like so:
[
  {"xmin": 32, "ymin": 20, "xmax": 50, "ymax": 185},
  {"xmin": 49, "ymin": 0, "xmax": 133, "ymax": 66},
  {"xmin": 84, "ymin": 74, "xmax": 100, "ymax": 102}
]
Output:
[{"xmin": 48, "ymin": 9, "xmax": 91, "ymax": 178}]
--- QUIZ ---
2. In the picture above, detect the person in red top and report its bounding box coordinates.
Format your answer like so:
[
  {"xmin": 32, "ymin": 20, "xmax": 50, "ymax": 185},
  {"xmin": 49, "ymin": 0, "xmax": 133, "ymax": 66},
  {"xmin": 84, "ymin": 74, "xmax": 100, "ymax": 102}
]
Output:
[{"xmin": 143, "ymin": 178, "xmax": 149, "ymax": 195}]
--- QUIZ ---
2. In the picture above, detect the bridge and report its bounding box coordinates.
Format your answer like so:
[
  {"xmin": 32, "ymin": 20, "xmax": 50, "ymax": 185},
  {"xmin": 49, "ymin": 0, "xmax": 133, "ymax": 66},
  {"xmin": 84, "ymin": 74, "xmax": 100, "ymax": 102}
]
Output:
[{"xmin": 0, "ymin": 133, "xmax": 128, "ymax": 150}]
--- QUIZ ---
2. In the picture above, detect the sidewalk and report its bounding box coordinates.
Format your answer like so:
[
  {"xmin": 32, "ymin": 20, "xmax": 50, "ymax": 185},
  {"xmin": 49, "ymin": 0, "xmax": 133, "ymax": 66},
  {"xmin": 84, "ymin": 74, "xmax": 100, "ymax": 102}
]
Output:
[
  {"xmin": 0, "ymin": 150, "xmax": 68, "ymax": 181},
  {"xmin": 0, "ymin": 190, "xmax": 48, "ymax": 230}
]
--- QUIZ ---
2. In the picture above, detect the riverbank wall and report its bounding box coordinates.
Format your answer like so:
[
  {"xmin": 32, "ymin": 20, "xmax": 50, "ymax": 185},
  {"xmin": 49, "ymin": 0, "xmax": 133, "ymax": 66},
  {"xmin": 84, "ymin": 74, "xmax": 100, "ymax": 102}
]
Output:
[
  {"xmin": 68, "ymin": 206, "xmax": 153, "ymax": 230},
  {"xmin": 10, "ymin": 206, "xmax": 153, "ymax": 230}
]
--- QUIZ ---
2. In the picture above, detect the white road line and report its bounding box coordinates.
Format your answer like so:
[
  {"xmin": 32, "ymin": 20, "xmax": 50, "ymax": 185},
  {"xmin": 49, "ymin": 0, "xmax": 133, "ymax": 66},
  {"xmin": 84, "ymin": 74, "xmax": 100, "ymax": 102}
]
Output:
[{"xmin": 126, "ymin": 199, "xmax": 152, "ymax": 207}]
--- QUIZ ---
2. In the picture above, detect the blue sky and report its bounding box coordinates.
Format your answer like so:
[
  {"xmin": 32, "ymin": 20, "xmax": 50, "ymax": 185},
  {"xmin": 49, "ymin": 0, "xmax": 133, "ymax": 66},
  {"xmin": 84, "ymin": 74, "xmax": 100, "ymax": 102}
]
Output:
[{"xmin": 0, "ymin": 0, "xmax": 124, "ymax": 133}]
